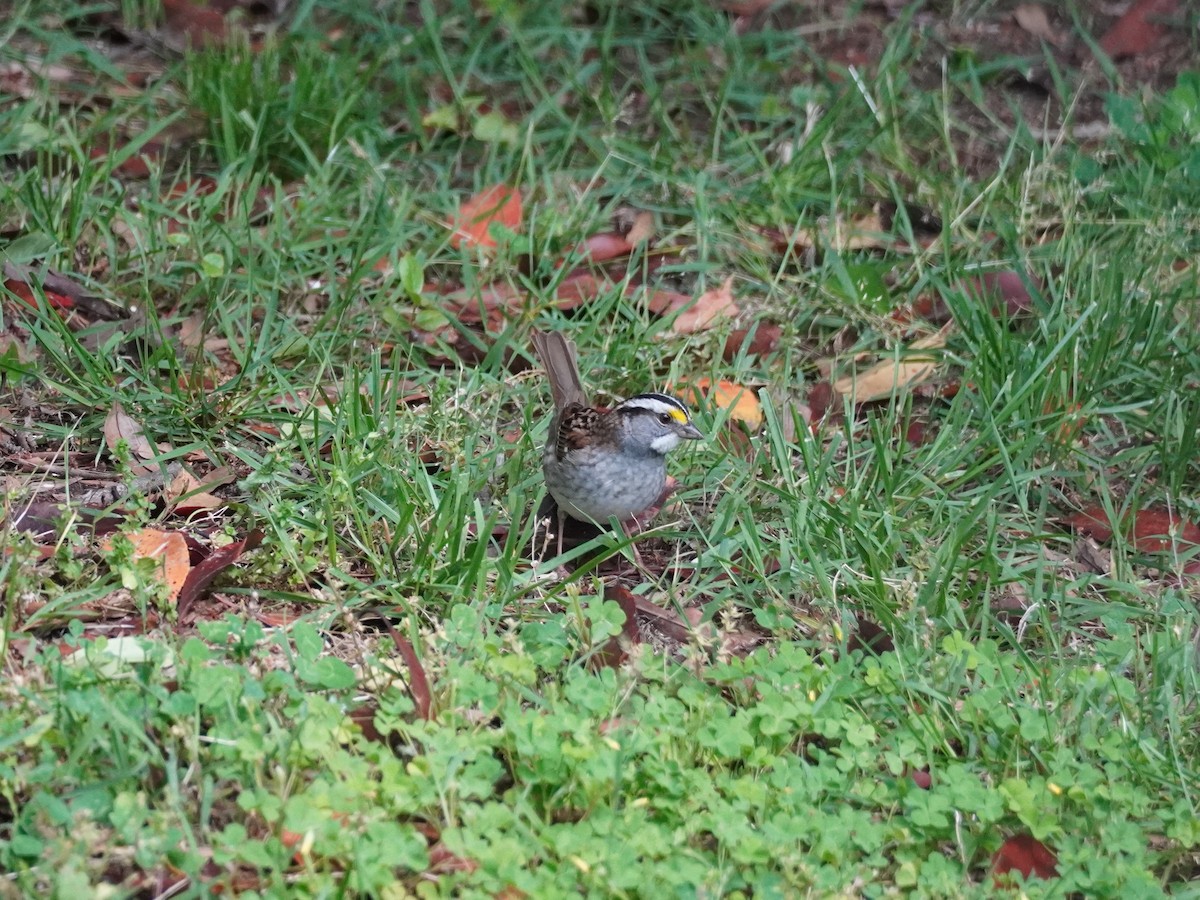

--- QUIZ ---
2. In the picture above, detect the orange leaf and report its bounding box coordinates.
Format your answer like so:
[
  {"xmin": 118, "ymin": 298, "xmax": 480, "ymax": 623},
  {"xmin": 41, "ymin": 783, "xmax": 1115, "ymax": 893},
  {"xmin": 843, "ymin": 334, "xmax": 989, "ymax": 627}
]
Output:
[
  {"xmin": 644, "ymin": 288, "xmax": 694, "ymax": 317},
  {"xmin": 104, "ymin": 528, "xmax": 191, "ymax": 603},
  {"xmin": 992, "ymin": 834, "xmax": 1058, "ymax": 884},
  {"xmin": 677, "ymin": 377, "xmax": 762, "ymax": 429},
  {"xmin": 1066, "ymin": 505, "xmax": 1200, "ymax": 554},
  {"xmin": 672, "ymin": 276, "xmax": 738, "ymax": 334},
  {"xmin": 1098, "ymin": 0, "xmax": 1177, "ymax": 60},
  {"xmin": 3, "ymin": 278, "xmax": 75, "ymax": 312},
  {"xmin": 449, "ymin": 184, "xmax": 522, "ymax": 250}
]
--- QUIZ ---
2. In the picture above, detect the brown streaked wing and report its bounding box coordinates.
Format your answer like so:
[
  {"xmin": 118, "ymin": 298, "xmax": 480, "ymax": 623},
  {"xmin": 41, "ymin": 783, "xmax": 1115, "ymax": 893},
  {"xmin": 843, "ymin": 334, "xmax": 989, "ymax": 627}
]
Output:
[{"xmin": 556, "ymin": 404, "xmax": 601, "ymax": 457}]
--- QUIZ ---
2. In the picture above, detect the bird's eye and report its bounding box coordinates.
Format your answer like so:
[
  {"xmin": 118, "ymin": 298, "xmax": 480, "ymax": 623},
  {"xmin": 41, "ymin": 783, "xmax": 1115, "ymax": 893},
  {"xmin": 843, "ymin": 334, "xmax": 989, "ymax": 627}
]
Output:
[{"xmin": 659, "ymin": 413, "xmax": 673, "ymax": 425}]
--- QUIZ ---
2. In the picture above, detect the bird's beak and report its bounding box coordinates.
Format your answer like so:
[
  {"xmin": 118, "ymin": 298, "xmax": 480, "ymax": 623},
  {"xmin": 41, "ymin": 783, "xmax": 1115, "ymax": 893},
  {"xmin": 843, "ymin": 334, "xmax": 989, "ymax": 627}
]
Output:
[{"xmin": 681, "ymin": 423, "xmax": 704, "ymax": 441}]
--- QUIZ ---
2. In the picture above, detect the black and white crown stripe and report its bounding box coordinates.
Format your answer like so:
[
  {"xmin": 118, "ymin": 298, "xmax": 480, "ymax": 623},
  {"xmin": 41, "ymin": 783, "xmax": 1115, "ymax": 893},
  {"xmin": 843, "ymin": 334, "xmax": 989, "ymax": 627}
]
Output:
[{"xmin": 615, "ymin": 392, "xmax": 693, "ymax": 423}]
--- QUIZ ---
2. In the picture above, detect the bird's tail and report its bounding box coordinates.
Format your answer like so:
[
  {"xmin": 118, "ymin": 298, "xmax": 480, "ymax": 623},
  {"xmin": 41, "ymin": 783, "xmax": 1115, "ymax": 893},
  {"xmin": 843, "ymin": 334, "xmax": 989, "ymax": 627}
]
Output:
[{"xmin": 531, "ymin": 329, "xmax": 588, "ymax": 411}]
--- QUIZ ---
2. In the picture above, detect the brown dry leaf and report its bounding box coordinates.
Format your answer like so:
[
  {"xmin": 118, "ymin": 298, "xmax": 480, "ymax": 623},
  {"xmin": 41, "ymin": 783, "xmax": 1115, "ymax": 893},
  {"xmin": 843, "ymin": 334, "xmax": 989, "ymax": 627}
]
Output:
[
  {"xmin": 383, "ymin": 619, "xmax": 433, "ymax": 720},
  {"xmin": 643, "ymin": 288, "xmax": 694, "ymax": 317},
  {"xmin": 1098, "ymin": 0, "xmax": 1178, "ymax": 60},
  {"xmin": 594, "ymin": 584, "xmax": 642, "ymax": 669},
  {"xmin": 961, "ymin": 270, "xmax": 1036, "ymax": 318},
  {"xmin": 449, "ymin": 184, "xmax": 523, "ymax": 250},
  {"xmin": 771, "ymin": 212, "xmax": 895, "ymax": 254},
  {"xmin": 831, "ymin": 323, "xmax": 953, "ymax": 403},
  {"xmin": 103, "ymin": 401, "xmax": 160, "ymax": 474},
  {"xmin": 992, "ymin": 834, "xmax": 1059, "ymax": 885},
  {"xmin": 1065, "ymin": 505, "xmax": 1200, "ymax": 555},
  {"xmin": 104, "ymin": 528, "xmax": 191, "ymax": 603},
  {"xmin": 565, "ymin": 233, "xmax": 632, "ymax": 267},
  {"xmin": 724, "ymin": 323, "xmax": 782, "ymax": 360},
  {"xmin": 623, "ymin": 209, "xmax": 656, "ymax": 246},
  {"xmin": 165, "ymin": 468, "xmax": 227, "ymax": 514},
  {"xmin": 161, "ymin": 0, "xmax": 229, "ymax": 47},
  {"xmin": 1014, "ymin": 4, "xmax": 1065, "ymax": 47},
  {"xmin": 677, "ymin": 377, "xmax": 763, "ymax": 430},
  {"xmin": 176, "ymin": 529, "xmax": 263, "ymax": 618},
  {"xmin": 672, "ymin": 276, "xmax": 738, "ymax": 334}
]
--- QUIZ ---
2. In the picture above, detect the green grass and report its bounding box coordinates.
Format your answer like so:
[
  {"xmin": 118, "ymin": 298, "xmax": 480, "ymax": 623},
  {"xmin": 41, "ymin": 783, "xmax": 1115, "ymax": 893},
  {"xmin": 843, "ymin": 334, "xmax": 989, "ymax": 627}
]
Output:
[{"xmin": 2, "ymin": 0, "xmax": 1200, "ymax": 895}]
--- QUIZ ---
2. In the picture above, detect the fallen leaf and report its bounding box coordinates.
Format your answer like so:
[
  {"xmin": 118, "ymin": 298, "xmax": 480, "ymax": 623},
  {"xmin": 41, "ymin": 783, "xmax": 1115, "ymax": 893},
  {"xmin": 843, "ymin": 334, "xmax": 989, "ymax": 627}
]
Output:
[
  {"xmin": 594, "ymin": 584, "xmax": 641, "ymax": 669},
  {"xmin": 165, "ymin": 468, "xmax": 227, "ymax": 515},
  {"xmin": 672, "ymin": 276, "xmax": 738, "ymax": 334},
  {"xmin": 161, "ymin": 0, "xmax": 229, "ymax": 47},
  {"xmin": 961, "ymin": 270, "xmax": 1036, "ymax": 318},
  {"xmin": 553, "ymin": 271, "xmax": 606, "ymax": 309},
  {"xmin": 565, "ymin": 232, "xmax": 633, "ymax": 266},
  {"xmin": 1065, "ymin": 506, "xmax": 1200, "ymax": 555},
  {"xmin": 903, "ymin": 419, "xmax": 930, "ymax": 447},
  {"xmin": 622, "ymin": 209, "xmax": 656, "ymax": 246},
  {"xmin": 1098, "ymin": 0, "xmax": 1178, "ymax": 60},
  {"xmin": 428, "ymin": 842, "xmax": 479, "ymax": 874},
  {"xmin": 3, "ymin": 278, "xmax": 75, "ymax": 313},
  {"xmin": 176, "ymin": 529, "xmax": 263, "ymax": 617},
  {"xmin": 832, "ymin": 323, "xmax": 952, "ymax": 403},
  {"xmin": 763, "ymin": 211, "xmax": 897, "ymax": 255},
  {"xmin": 677, "ymin": 377, "xmax": 763, "ymax": 430},
  {"xmin": 992, "ymin": 834, "xmax": 1058, "ymax": 884},
  {"xmin": 1014, "ymin": 4, "xmax": 1065, "ymax": 47},
  {"xmin": 631, "ymin": 594, "xmax": 708, "ymax": 645},
  {"xmin": 724, "ymin": 323, "xmax": 782, "ymax": 361},
  {"xmin": 449, "ymin": 184, "xmax": 522, "ymax": 250},
  {"xmin": 718, "ymin": 0, "xmax": 777, "ymax": 17},
  {"xmin": 103, "ymin": 401, "xmax": 159, "ymax": 474},
  {"xmin": 104, "ymin": 528, "xmax": 191, "ymax": 603},
  {"xmin": 847, "ymin": 614, "xmax": 894, "ymax": 654},
  {"xmin": 806, "ymin": 381, "xmax": 839, "ymax": 425},
  {"xmin": 383, "ymin": 620, "xmax": 433, "ymax": 720},
  {"xmin": 643, "ymin": 288, "xmax": 694, "ymax": 317},
  {"xmin": 719, "ymin": 629, "xmax": 766, "ymax": 657}
]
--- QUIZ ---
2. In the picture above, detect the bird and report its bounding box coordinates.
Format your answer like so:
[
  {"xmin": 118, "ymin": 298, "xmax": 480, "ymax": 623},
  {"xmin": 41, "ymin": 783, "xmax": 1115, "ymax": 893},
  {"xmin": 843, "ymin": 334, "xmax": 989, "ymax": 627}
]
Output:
[{"xmin": 531, "ymin": 328, "xmax": 703, "ymax": 560}]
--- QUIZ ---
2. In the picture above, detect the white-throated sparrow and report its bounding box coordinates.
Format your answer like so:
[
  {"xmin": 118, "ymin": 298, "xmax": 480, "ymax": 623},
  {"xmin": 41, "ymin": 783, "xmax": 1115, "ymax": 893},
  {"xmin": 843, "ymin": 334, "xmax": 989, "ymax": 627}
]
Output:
[{"xmin": 531, "ymin": 329, "xmax": 703, "ymax": 554}]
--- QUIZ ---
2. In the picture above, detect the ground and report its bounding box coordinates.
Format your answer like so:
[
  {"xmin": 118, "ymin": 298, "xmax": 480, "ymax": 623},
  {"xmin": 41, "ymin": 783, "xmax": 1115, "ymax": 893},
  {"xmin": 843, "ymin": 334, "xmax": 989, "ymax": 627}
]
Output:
[{"xmin": 2, "ymin": 0, "xmax": 1199, "ymax": 895}]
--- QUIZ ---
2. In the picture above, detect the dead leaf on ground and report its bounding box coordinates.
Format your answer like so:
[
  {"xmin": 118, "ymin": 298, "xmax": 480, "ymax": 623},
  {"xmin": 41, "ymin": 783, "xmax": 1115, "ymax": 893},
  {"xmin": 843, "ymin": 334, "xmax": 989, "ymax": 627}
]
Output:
[
  {"xmin": 761, "ymin": 211, "xmax": 901, "ymax": 255},
  {"xmin": 643, "ymin": 287, "xmax": 694, "ymax": 318},
  {"xmin": 724, "ymin": 323, "xmax": 782, "ymax": 360},
  {"xmin": 847, "ymin": 614, "xmax": 895, "ymax": 654},
  {"xmin": 383, "ymin": 618, "xmax": 433, "ymax": 720},
  {"xmin": 632, "ymin": 594, "xmax": 708, "ymax": 645},
  {"xmin": 103, "ymin": 528, "xmax": 191, "ymax": 603},
  {"xmin": 1065, "ymin": 505, "xmax": 1200, "ymax": 555},
  {"xmin": 831, "ymin": 322, "xmax": 953, "ymax": 403},
  {"xmin": 448, "ymin": 184, "xmax": 523, "ymax": 250},
  {"xmin": 1097, "ymin": 0, "xmax": 1179, "ymax": 60},
  {"xmin": 4, "ymin": 262, "xmax": 126, "ymax": 321},
  {"xmin": 676, "ymin": 377, "xmax": 763, "ymax": 430},
  {"xmin": 176, "ymin": 529, "xmax": 263, "ymax": 618},
  {"xmin": 3, "ymin": 278, "xmax": 75, "ymax": 314},
  {"xmin": 672, "ymin": 275, "xmax": 738, "ymax": 334},
  {"xmin": 621, "ymin": 208, "xmax": 656, "ymax": 245},
  {"xmin": 807, "ymin": 381, "xmax": 839, "ymax": 425},
  {"xmin": 103, "ymin": 401, "xmax": 161, "ymax": 474},
  {"xmin": 992, "ymin": 834, "xmax": 1059, "ymax": 885},
  {"xmin": 1014, "ymin": 4, "xmax": 1066, "ymax": 47},
  {"xmin": 563, "ymin": 232, "xmax": 634, "ymax": 267},
  {"xmin": 961, "ymin": 270, "xmax": 1036, "ymax": 318},
  {"xmin": 164, "ymin": 468, "xmax": 229, "ymax": 515},
  {"xmin": 594, "ymin": 584, "xmax": 642, "ymax": 669}
]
